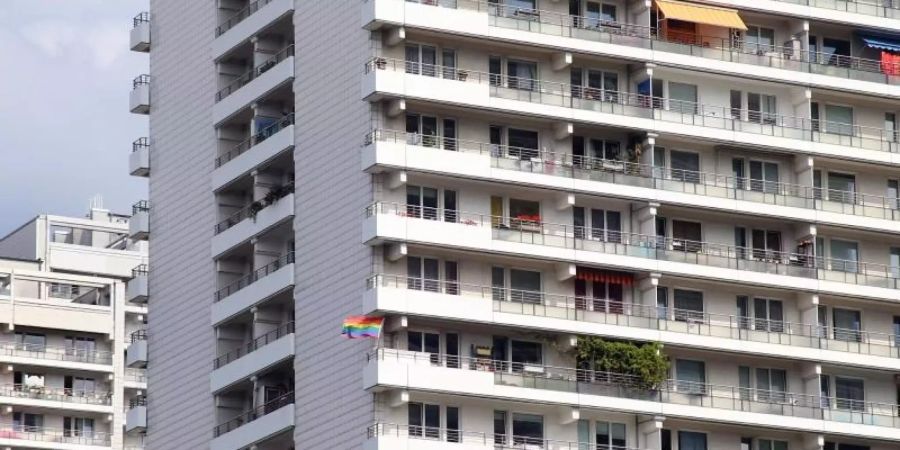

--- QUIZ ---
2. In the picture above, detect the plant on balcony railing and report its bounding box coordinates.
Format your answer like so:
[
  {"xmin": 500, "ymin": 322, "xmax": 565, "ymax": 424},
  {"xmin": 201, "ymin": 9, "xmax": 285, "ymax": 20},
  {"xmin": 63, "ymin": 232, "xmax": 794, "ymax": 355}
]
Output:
[
  {"xmin": 213, "ymin": 391, "xmax": 293, "ymax": 437},
  {"xmin": 249, "ymin": 182, "xmax": 295, "ymax": 219},
  {"xmin": 573, "ymin": 337, "xmax": 668, "ymax": 390}
]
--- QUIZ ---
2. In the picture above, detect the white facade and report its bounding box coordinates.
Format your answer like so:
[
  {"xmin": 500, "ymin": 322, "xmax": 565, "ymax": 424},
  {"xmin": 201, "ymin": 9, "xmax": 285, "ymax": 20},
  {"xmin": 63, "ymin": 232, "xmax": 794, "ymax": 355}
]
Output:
[
  {"xmin": 0, "ymin": 208, "xmax": 150, "ymax": 449},
  {"xmin": 143, "ymin": 0, "xmax": 900, "ymax": 449}
]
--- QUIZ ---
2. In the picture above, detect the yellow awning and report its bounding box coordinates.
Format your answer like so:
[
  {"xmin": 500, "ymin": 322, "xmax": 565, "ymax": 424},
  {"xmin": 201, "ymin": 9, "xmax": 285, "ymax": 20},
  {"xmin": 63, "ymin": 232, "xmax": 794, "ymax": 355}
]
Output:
[{"xmin": 655, "ymin": 0, "xmax": 747, "ymax": 30}]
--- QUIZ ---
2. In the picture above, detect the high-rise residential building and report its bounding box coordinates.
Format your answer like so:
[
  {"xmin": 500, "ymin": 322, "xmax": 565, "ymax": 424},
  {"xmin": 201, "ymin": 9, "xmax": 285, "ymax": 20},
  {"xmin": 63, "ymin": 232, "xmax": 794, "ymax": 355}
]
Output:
[
  {"xmin": 0, "ymin": 207, "xmax": 149, "ymax": 449},
  {"xmin": 137, "ymin": 0, "xmax": 900, "ymax": 449}
]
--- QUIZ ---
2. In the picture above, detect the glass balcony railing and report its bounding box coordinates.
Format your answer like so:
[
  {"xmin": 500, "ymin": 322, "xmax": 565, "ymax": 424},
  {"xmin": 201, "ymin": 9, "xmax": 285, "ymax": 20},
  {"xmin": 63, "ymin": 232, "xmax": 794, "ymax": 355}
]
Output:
[
  {"xmin": 215, "ymin": 113, "xmax": 295, "ymax": 168},
  {"xmin": 366, "ymin": 58, "xmax": 900, "ymax": 155},
  {"xmin": 213, "ymin": 251, "xmax": 295, "ymax": 302},
  {"xmin": 368, "ymin": 129, "xmax": 900, "ymax": 222},
  {"xmin": 400, "ymin": 0, "xmax": 900, "ymax": 74},
  {"xmin": 215, "ymin": 44, "xmax": 295, "ymax": 102},
  {"xmin": 125, "ymin": 368, "xmax": 147, "ymax": 384},
  {"xmin": 213, "ymin": 321, "xmax": 294, "ymax": 369},
  {"xmin": 212, "ymin": 391, "xmax": 293, "ymax": 437},
  {"xmin": 370, "ymin": 348, "xmax": 900, "ymax": 429},
  {"xmin": 367, "ymin": 422, "xmax": 647, "ymax": 449},
  {"xmin": 366, "ymin": 202, "xmax": 900, "ymax": 290},
  {"xmin": 368, "ymin": 274, "xmax": 900, "ymax": 360}
]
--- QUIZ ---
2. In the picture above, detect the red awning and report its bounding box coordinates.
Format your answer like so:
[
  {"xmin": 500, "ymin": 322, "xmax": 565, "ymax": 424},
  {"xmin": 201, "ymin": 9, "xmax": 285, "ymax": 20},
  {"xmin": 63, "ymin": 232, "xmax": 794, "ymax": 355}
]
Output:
[{"xmin": 576, "ymin": 267, "xmax": 634, "ymax": 286}]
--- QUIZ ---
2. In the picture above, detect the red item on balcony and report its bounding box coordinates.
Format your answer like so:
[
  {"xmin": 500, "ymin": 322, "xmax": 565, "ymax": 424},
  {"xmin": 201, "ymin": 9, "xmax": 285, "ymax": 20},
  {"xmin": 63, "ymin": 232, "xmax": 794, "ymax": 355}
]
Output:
[
  {"xmin": 882, "ymin": 51, "xmax": 900, "ymax": 76},
  {"xmin": 576, "ymin": 267, "xmax": 634, "ymax": 286},
  {"xmin": 514, "ymin": 214, "xmax": 541, "ymax": 222}
]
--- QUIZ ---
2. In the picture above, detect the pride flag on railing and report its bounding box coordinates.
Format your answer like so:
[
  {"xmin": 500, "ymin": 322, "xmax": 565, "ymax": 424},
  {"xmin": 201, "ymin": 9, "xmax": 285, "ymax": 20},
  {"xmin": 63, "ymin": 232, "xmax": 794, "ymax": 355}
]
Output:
[{"xmin": 342, "ymin": 316, "xmax": 384, "ymax": 339}]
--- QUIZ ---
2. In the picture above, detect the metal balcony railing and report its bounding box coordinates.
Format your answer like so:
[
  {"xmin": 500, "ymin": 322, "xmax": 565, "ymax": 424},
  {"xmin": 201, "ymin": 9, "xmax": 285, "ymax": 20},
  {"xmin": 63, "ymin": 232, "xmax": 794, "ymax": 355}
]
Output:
[
  {"xmin": 132, "ymin": 137, "xmax": 149, "ymax": 153},
  {"xmin": 368, "ymin": 129, "xmax": 900, "ymax": 221},
  {"xmin": 367, "ymin": 422, "xmax": 646, "ymax": 449},
  {"xmin": 0, "ymin": 342, "xmax": 112, "ymax": 365},
  {"xmin": 131, "ymin": 330, "xmax": 147, "ymax": 343},
  {"xmin": 215, "ymin": 113, "xmax": 295, "ymax": 168},
  {"xmin": 216, "ymin": 0, "xmax": 278, "ymax": 36},
  {"xmin": 366, "ymin": 57, "xmax": 900, "ymax": 154},
  {"xmin": 132, "ymin": 74, "xmax": 150, "ymax": 89},
  {"xmin": 133, "ymin": 12, "xmax": 150, "ymax": 27},
  {"xmin": 370, "ymin": 348, "xmax": 900, "ymax": 428},
  {"xmin": 213, "ymin": 251, "xmax": 295, "ymax": 302},
  {"xmin": 125, "ymin": 368, "xmax": 147, "ymax": 383},
  {"xmin": 366, "ymin": 202, "xmax": 900, "ymax": 290},
  {"xmin": 399, "ymin": 0, "xmax": 900, "ymax": 74},
  {"xmin": 215, "ymin": 44, "xmax": 295, "ymax": 102},
  {"xmin": 368, "ymin": 274, "xmax": 900, "ymax": 360},
  {"xmin": 0, "ymin": 423, "xmax": 111, "ymax": 446},
  {"xmin": 131, "ymin": 264, "xmax": 149, "ymax": 278},
  {"xmin": 132, "ymin": 200, "xmax": 150, "ymax": 215},
  {"xmin": 129, "ymin": 395, "xmax": 147, "ymax": 409},
  {"xmin": 212, "ymin": 391, "xmax": 293, "ymax": 437},
  {"xmin": 213, "ymin": 181, "xmax": 294, "ymax": 234},
  {"xmin": 0, "ymin": 384, "xmax": 112, "ymax": 405},
  {"xmin": 213, "ymin": 321, "xmax": 294, "ymax": 369}
]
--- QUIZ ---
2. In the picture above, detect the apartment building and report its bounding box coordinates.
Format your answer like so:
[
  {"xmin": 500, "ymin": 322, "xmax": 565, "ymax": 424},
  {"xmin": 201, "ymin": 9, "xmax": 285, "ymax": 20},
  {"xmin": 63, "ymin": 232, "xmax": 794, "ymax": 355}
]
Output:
[
  {"xmin": 138, "ymin": 0, "xmax": 900, "ymax": 449},
  {"xmin": 0, "ymin": 207, "xmax": 149, "ymax": 449}
]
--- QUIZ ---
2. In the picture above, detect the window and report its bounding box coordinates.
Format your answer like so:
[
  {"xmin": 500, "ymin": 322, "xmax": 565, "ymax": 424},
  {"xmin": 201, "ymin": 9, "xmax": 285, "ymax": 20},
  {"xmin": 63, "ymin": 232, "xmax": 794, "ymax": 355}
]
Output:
[
  {"xmin": 736, "ymin": 296, "xmax": 750, "ymax": 329},
  {"xmin": 445, "ymin": 261, "xmax": 459, "ymax": 295},
  {"xmin": 15, "ymin": 332, "xmax": 46, "ymax": 351},
  {"xmin": 824, "ymin": 104, "xmax": 854, "ymax": 136},
  {"xmin": 747, "ymin": 93, "xmax": 777, "ymax": 125},
  {"xmin": 588, "ymin": 138, "xmax": 621, "ymax": 162},
  {"xmin": 64, "ymin": 417, "xmax": 94, "ymax": 437},
  {"xmin": 668, "ymin": 82, "xmax": 698, "ymax": 114},
  {"xmin": 670, "ymin": 150, "xmax": 700, "ymax": 183},
  {"xmin": 824, "ymin": 443, "xmax": 870, "ymax": 450},
  {"xmin": 675, "ymin": 359, "xmax": 706, "ymax": 394},
  {"xmin": 730, "ymin": 90, "xmax": 743, "ymax": 120},
  {"xmin": 442, "ymin": 119, "xmax": 457, "ymax": 151},
  {"xmin": 596, "ymin": 421, "xmax": 626, "ymax": 450},
  {"xmin": 507, "ymin": 128, "xmax": 539, "ymax": 160},
  {"xmin": 510, "ymin": 340, "xmax": 542, "ymax": 372},
  {"xmin": 492, "ymin": 266, "xmax": 506, "ymax": 302},
  {"xmin": 13, "ymin": 412, "xmax": 43, "ymax": 431},
  {"xmin": 408, "ymin": 402, "xmax": 440, "ymax": 438},
  {"xmin": 507, "ymin": 59, "xmax": 538, "ymax": 91},
  {"xmin": 65, "ymin": 376, "xmax": 96, "ymax": 396},
  {"xmin": 489, "ymin": 55, "xmax": 502, "ymax": 86},
  {"xmin": 407, "ymin": 256, "xmax": 439, "ymax": 291},
  {"xmin": 512, "ymin": 413, "xmax": 543, "ymax": 446},
  {"xmin": 586, "ymin": 2, "xmax": 617, "ymax": 25},
  {"xmin": 827, "ymin": 172, "xmax": 856, "ymax": 204},
  {"xmin": 446, "ymin": 406, "xmax": 460, "ymax": 442},
  {"xmin": 758, "ymin": 439, "xmax": 789, "ymax": 450},
  {"xmin": 672, "ymin": 220, "xmax": 702, "ymax": 252},
  {"xmin": 590, "ymin": 279, "xmax": 624, "ymax": 314},
  {"xmin": 588, "ymin": 209, "xmax": 622, "ymax": 243},
  {"xmin": 749, "ymin": 161, "xmax": 779, "ymax": 193},
  {"xmin": 832, "ymin": 308, "xmax": 861, "ymax": 342},
  {"xmin": 751, "ymin": 229, "xmax": 782, "ymax": 261},
  {"xmin": 886, "ymin": 113, "xmax": 898, "ymax": 143},
  {"xmin": 834, "ymin": 377, "xmax": 865, "ymax": 411},
  {"xmin": 509, "ymin": 269, "xmax": 542, "ymax": 304},
  {"xmin": 509, "ymin": 199, "xmax": 541, "ymax": 226},
  {"xmin": 678, "ymin": 430, "xmax": 708, "ymax": 450},
  {"xmin": 494, "ymin": 410, "xmax": 508, "ymax": 445},
  {"xmin": 753, "ymin": 298, "xmax": 784, "ymax": 332},
  {"xmin": 891, "ymin": 247, "xmax": 900, "ymax": 279},
  {"xmin": 406, "ymin": 331, "xmax": 440, "ymax": 363},
  {"xmin": 745, "ymin": 26, "xmax": 776, "ymax": 54},
  {"xmin": 673, "ymin": 289, "xmax": 704, "ymax": 322},
  {"xmin": 580, "ymin": 69, "xmax": 618, "ymax": 102},
  {"xmin": 829, "ymin": 239, "xmax": 859, "ymax": 273},
  {"xmin": 445, "ymin": 332, "xmax": 460, "ymax": 369},
  {"xmin": 405, "ymin": 44, "xmax": 437, "ymax": 76},
  {"xmin": 50, "ymin": 283, "xmax": 81, "ymax": 299},
  {"xmin": 755, "ymin": 368, "xmax": 787, "ymax": 402},
  {"xmin": 822, "ymin": 38, "xmax": 851, "ymax": 67},
  {"xmin": 405, "ymin": 113, "xmax": 439, "ymax": 147},
  {"xmin": 406, "ymin": 185, "xmax": 439, "ymax": 219},
  {"xmin": 441, "ymin": 49, "xmax": 457, "ymax": 80},
  {"xmin": 888, "ymin": 180, "xmax": 899, "ymax": 210},
  {"xmin": 14, "ymin": 371, "xmax": 44, "ymax": 389},
  {"xmin": 657, "ymin": 286, "xmax": 669, "ymax": 319},
  {"xmin": 443, "ymin": 190, "xmax": 458, "ymax": 223}
]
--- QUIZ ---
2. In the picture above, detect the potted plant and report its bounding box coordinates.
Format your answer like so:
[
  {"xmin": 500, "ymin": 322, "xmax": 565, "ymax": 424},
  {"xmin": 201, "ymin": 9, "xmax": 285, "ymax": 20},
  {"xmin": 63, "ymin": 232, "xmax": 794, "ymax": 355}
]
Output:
[
  {"xmin": 457, "ymin": 69, "xmax": 469, "ymax": 82},
  {"xmin": 248, "ymin": 201, "xmax": 265, "ymax": 219},
  {"xmin": 374, "ymin": 57, "xmax": 387, "ymax": 70}
]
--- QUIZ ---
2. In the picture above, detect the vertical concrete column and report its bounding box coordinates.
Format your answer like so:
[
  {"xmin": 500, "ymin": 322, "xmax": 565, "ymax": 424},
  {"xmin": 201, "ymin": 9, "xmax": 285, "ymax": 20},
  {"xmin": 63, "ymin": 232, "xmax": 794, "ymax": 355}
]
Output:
[
  {"xmin": 638, "ymin": 415, "xmax": 665, "ymax": 450},
  {"xmin": 110, "ymin": 280, "xmax": 126, "ymax": 450},
  {"xmin": 798, "ymin": 293, "xmax": 820, "ymax": 339},
  {"xmin": 638, "ymin": 273, "xmax": 661, "ymax": 316}
]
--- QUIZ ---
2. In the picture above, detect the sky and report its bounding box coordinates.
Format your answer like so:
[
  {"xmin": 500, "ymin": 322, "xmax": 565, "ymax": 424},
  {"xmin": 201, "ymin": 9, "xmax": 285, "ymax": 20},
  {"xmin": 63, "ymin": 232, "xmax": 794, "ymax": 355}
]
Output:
[{"xmin": 0, "ymin": 0, "xmax": 149, "ymax": 236}]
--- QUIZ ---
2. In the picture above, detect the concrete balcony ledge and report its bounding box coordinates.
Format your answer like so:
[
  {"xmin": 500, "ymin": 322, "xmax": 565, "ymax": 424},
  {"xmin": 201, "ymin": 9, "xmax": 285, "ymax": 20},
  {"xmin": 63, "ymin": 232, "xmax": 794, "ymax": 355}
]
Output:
[
  {"xmin": 126, "ymin": 404, "xmax": 147, "ymax": 433},
  {"xmin": 213, "ymin": 0, "xmax": 294, "ymax": 60},
  {"xmin": 211, "ymin": 261, "xmax": 294, "ymax": 325},
  {"xmin": 126, "ymin": 339, "xmax": 148, "ymax": 368},
  {"xmin": 210, "ymin": 400, "xmax": 294, "ymax": 450},
  {"xmin": 130, "ymin": 13, "xmax": 150, "ymax": 52},
  {"xmin": 212, "ymin": 193, "xmax": 294, "ymax": 257},
  {"xmin": 210, "ymin": 332, "xmax": 294, "ymax": 393},
  {"xmin": 126, "ymin": 270, "xmax": 148, "ymax": 304},
  {"xmin": 129, "ymin": 138, "xmax": 150, "ymax": 177},
  {"xmin": 212, "ymin": 124, "xmax": 294, "ymax": 192},
  {"xmin": 0, "ymin": 426, "xmax": 111, "ymax": 450},
  {"xmin": 129, "ymin": 76, "xmax": 150, "ymax": 114},
  {"xmin": 128, "ymin": 204, "xmax": 149, "ymax": 241},
  {"xmin": 213, "ymin": 55, "xmax": 294, "ymax": 125}
]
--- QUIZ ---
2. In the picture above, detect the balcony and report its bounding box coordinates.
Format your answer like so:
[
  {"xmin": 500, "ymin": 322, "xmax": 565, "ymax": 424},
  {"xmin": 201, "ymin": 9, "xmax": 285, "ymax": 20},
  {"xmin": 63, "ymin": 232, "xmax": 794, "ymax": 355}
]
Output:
[
  {"xmin": 213, "ymin": 114, "xmax": 294, "ymax": 190},
  {"xmin": 127, "ymin": 264, "xmax": 149, "ymax": 304},
  {"xmin": 210, "ymin": 392, "xmax": 294, "ymax": 450},
  {"xmin": 211, "ymin": 322, "xmax": 294, "ymax": 392},
  {"xmin": 366, "ymin": 348, "xmax": 900, "ymax": 440},
  {"xmin": 130, "ymin": 12, "xmax": 150, "ymax": 52},
  {"xmin": 214, "ymin": 46, "xmax": 295, "ymax": 124},
  {"xmin": 363, "ymin": 203, "xmax": 900, "ymax": 301},
  {"xmin": 126, "ymin": 330, "xmax": 148, "ymax": 368},
  {"xmin": 213, "ymin": 0, "xmax": 294, "ymax": 59},
  {"xmin": 0, "ymin": 424, "xmax": 110, "ymax": 449},
  {"xmin": 130, "ymin": 137, "xmax": 150, "ymax": 177},
  {"xmin": 0, "ymin": 342, "xmax": 112, "ymax": 371},
  {"xmin": 365, "ymin": 130, "xmax": 900, "ymax": 234},
  {"xmin": 363, "ymin": 0, "xmax": 900, "ymax": 96},
  {"xmin": 126, "ymin": 396, "xmax": 147, "ymax": 433},
  {"xmin": 129, "ymin": 201, "xmax": 150, "ymax": 241},
  {"xmin": 366, "ymin": 274, "xmax": 900, "ymax": 372},
  {"xmin": 363, "ymin": 58, "xmax": 900, "ymax": 166},
  {"xmin": 129, "ymin": 74, "xmax": 150, "ymax": 114},
  {"xmin": 212, "ymin": 185, "xmax": 294, "ymax": 257},
  {"xmin": 701, "ymin": 0, "xmax": 900, "ymax": 25},
  {"xmin": 0, "ymin": 384, "xmax": 112, "ymax": 413},
  {"xmin": 212, "ymin": 252, "xmax": 294, "ymax": 324},
  {"xmin": 125, "ymin": 368, "xmax": 148, "ymax": 389}
]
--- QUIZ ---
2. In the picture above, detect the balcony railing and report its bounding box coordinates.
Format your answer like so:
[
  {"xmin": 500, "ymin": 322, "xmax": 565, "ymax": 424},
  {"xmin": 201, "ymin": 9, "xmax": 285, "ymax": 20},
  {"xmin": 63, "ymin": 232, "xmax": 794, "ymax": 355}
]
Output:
[
  {"xmin": 214, "ymin": 182, "xmax": 294, "ymax": 234},
  {"xmin": 212, "ymin": 391, "xmax": 293, "ymax": 437},
  {"xmin": 129, "ymin": 395, "xmax": 147, "ymax": 410},
  {"xmin": 132, "ymin": 74, "xmax": 150, "ymax": 89},
  {"xmin": 213, "ymin": 321, "xmax": 294, "ymax": 369},
  {"xmin": 132, "ymin": 137, "xmax": 149, "ymax": 153},
  {"xmin": 366, "ymin": 202, "xmax": 900, "ymax": 290},
  {"xmin": 214, "ymin": 251, "xmax": 295, "ymax": 302},
  {"xmin": 133, "ymin": 11, "xmax": 150, "ymax": 27},
  {"xmin": 125, "ymin": 368, "xmax": 147, "ymax": 383},
  {"xmin": 0, "ymin": 384, "xmax": 111, "ymax": 405},
  {"xmin": 132, "ymin": 200, "xmax": 150, "ymax": 215},
  {"xmin": 0, "ymin": 342, "xmax": 112, "ymax": 365},
  {"xmin": 216, "ymin": 113, "xmax": 295, "ymax": 168},
  {"xmin": 367, "ymin": 422, "xmax": 646, "ymax": 449},
  {"xmin": 366, "ymin": 57, "xmax": 900, "ymax": 155},
  {"xmin": 368, "ymin": 274, "xmax": 900, "ymax": 360},
  {"xmin": 399, "ymin": 0, "xmax": 900, "ymax": 80},
  {"xmin": 216, "ymin": 44, "xmax": 295, "ymax": 102},
  {"xmin": 368, "ymin": 129, "xmax": 900, "ymax": 222},
  {"xmin": 216, "ymin": 0, "xmax": 277, "ymax": 36},
  {"xmin": 131, "ymin": 330, "xmax": 147, "ymax": 343},
  {"xmin": 370, "ymin": 348, "xmax": 900, "ymax": 428},
  {"xmin": 0, "ymin": 423, "xmax": 110, "ymax": 446},
  {"xmin": 131, "ymin": 264, "xmax": 149, "ymax": 278}
]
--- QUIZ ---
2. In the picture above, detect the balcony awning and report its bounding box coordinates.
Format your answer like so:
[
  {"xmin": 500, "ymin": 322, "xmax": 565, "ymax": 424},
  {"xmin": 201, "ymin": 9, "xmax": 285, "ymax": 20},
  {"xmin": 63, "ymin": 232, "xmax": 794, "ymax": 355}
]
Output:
[
  {"xmin": 576, "ymin": 268, "xmax": 634, "ymax": 286},
  {"xmin": 655, "ymin": 0, "xmax": 747, "ymax": 30},
  {"xmin": 861, "ymin": 35, "xmax": 900, "ymax": 53}
]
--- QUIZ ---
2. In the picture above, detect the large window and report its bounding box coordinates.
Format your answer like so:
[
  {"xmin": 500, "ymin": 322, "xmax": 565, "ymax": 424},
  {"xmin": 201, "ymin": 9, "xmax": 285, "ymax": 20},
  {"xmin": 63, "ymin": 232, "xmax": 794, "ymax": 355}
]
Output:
[
  {"xmin": 745, "ymin": 26, "xmax": 776, "ymax": 54},
  {"xmin": 512, "ymin": 413, "xmax": 543, "ymax": 446},
  {"xmin": 673, "ymin": 289, "xmax": 704, "ymax": 322},
  {"xmin": 406, "ymin": 185, "xmax": 439, "ymax": 220},
  {"xmin": 668, "ymin": 82, "xmax": 698, "ymax": 114},
  {"xmin": 64, "ymin": 417, "xmax": 94, "ymax": 437},
  {"xmin": 675, "ymin": 359, "xmax": 706, "ymax": 394},
  {"xmin": 751, "ymin": 229, "xmax": 782, "ymax": 261},
  {"xmin": 755, "ymin": 367, "xmax": 787, "ymax": 402},
  {"xmin": 753, "ymin": 298, "xmax": 784, "ymax": 332},
  {"xmin": 510, "ymin": 269, "xmax": 542, "ymax": 304},
  {"xmin": 13, "ymin": 412, "xmax": 42, "ymax": 431},
  {"xmin": 834, "ymin": 377, "xmax": 865, "ymax": 411},
  {"xmin": 829, "ymin": 239, "xmax": 859, "ymax": 273},
  {"xmin": 15, "ymin": 333, "xmax": 46, "ymax": 351},
  {"xmin": 832, "ymin": 308, "xmax": 862, "ymax": 342},
  {"xmin": 749, "ymin": 160, "xmax": 779, "ymax": 193},
  {"xmin": 408, "ymin": 402, "xmax": 440, "ymax": 438},
  {"xmin": 510, "ymin": 340, "xmax": 542, "ymax": 372},
  {"xmin": 507, "ymin": 128, "xmax": 539, "ymax": 160},
  {"xmin": 747, "ymin": 92, "xmax": 777, "ymax": 125},
  {"xmin": 678, "ymin": 430, "xmax": 708, "ymax": 450},
  {"xmin": 509, "ymin": 199, "xmax": 541, "ymax": 226},
  {"xmin": 670, "ymin": 150, "xmax": 700, "ymax": 183},
  {"xmin": 827, "ymin": 172, "xmax": 857, "ymax": 204},
  {"xmin": 672, "ymin": 220, "xmax": 702, "ymax": 252},
  {"xmin": 406, "ymin": 331, "xmax": 440, "ymax": 365},
  {"xmin": 824, "ymin": 104, "xmax": 854, "ymax": 136},
  {"xmin": 596, "ymin": 421, "xmax": 627, "ymax": 450},
  {"xmin": 588, "ymin": 209, "xmax": 622, "ymax": 243},
  {"xmin": 407, "ymin": 256, "xmax": 439, "ymax": 292},
  {"xmin": 405, "ymin": 44, "xmax": 437, "ymax": 77},
  {"xmin": 507, "ymin": 59, "xmax": 538, "ymax": 91},
  {"xmin": 758, "ymin": 439, "xmax": 789, "ymax": 450}
]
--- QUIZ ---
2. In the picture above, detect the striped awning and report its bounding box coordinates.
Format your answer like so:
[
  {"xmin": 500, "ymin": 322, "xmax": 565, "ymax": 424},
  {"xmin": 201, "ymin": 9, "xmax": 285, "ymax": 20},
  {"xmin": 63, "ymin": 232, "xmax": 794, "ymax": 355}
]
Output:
[
  {"xmin": 576, "ymin": 268, "xmax": 634, "ymax": 286},
  {"xmin": 861, "ymin": 35, "xmax": 900, "ymax": 53},
  {"xmin": 655, "ymin": 0, "xmax": 748, "ymax": 30}
]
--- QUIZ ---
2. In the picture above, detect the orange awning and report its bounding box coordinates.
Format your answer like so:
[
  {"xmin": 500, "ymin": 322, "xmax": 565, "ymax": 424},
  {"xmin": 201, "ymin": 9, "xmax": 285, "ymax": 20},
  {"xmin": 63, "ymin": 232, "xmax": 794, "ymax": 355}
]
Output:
[
  {"xmin": 576, "ymin": 268, "xmax": 634, "ymax": 286},
  {"xmin": 655, "ymin": 0, "xmax": 747, "ymax": 30}
]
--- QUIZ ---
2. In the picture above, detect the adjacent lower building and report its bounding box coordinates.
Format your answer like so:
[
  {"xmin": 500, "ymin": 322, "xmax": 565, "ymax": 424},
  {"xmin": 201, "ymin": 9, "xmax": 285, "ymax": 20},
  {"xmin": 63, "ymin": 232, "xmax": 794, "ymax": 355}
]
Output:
[
  {"xmin": 139, "ymin": 0, "xmax": 900, "ymax": 449},
  {"xmin": 0, "ymin": 207, "xmax": 149, "ymax": 449}
]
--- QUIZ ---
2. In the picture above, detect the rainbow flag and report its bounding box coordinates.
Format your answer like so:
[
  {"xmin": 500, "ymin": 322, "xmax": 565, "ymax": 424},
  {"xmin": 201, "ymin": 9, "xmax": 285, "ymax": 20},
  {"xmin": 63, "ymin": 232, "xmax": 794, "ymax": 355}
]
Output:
[{"xmin": 342, "ymin": 315, "xmax": 384, "ymax": 339}]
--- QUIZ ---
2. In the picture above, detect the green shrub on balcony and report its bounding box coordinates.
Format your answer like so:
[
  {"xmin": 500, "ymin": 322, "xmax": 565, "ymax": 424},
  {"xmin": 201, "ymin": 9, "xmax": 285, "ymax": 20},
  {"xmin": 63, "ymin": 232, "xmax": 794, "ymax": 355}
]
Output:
[{"xmin": 574, "ymin": 337, "xmax": 668, "ymax": 390}]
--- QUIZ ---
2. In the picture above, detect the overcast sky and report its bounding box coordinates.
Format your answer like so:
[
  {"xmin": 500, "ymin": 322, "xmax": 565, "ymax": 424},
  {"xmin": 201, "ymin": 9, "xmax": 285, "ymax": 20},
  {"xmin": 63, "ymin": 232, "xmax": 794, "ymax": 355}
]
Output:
[{"xmin": 0, "ymin": 0, "xmax": 149, "ymax": 236}]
